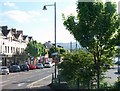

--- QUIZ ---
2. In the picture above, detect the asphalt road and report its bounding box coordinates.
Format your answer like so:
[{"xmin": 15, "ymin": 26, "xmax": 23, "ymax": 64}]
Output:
[
  {"xmin": 0, "ymin": 67, "xmax": 54, "ymax": 90},
  {"xmin": 104, "ymin": 65, "xmax": 119, "ymax": 85}
]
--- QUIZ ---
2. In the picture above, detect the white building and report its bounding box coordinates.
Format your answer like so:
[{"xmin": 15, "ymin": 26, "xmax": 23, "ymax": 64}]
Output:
[{"xmin": 0, "ymin": 26, "xmax": 33, "ymax": 66}]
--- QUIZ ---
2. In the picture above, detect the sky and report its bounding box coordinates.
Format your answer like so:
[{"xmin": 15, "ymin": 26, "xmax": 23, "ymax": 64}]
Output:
[{"xmin": 0, "ymin": 0, "xmax": 120, "ymax": 44}]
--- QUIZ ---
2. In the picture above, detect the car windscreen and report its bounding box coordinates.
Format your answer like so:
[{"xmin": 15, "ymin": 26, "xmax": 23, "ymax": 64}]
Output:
[
  {"xmin": 1, "ymin": 67, "xmax": 7, "ymax": 69},
  {"xmin": 45, "ymin": 63, "xmax": 49, "ymax": 64},
  {"xmin": 37, "ymin": 64, "xmax": 42, "ymax": 66},
  {"xmin": 12, "ymin": 65, "xmax": 19, "ymax": 68}
]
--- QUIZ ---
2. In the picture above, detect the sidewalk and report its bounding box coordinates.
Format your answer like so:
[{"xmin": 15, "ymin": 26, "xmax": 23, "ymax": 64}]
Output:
[{"xmin": 27, "ymin": 74, "xmax": 53, "ymax": 90}]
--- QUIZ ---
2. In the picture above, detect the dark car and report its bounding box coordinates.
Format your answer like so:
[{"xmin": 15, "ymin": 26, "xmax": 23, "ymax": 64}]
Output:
[
  {"xmin": 9, "ymin": 65, "xmax": 21, "ymax": 72},
  {"xmin": 36, "ymin": 63, "xmax": 44, "ymax": 69},
  {"xmin": 20, "ymin": 64, "xmax": 29, "ymax": 71}
]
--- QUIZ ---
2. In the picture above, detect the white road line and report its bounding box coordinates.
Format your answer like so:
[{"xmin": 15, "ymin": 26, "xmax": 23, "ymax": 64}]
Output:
[
  {"xmin": 0, "ymin": 80, "xmax": 9, "ymax": 87},
  {"xmin": 1, "ymin": 83, "xmax": 8, "ymax": 87},
  {"xmin": 7, "ymin": 75, "xmax": 18, "ymax": 79},
  {"xmin": 0, "ymin": 80, "xmax": 9, "ymax": 84},
  {"xmin": 18, "ymin": 83, "xmax": 25, "ymax": 87},
  {"xmin": 27, "ymin": 74, "xmax": 52, "ymax": 87}
]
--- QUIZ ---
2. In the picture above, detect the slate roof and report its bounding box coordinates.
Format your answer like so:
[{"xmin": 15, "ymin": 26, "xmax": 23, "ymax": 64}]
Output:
[
  {"xmin": 23, "ymin": 35, "xmax": 27, "ymax": 40},
  {"xmin": 0, "ymin": 26, "xmax": 32, "ymax": 42},
  {"xmin": 14, "ymin": 33, "xmax": 20, "ymax": 39},
  {"xmin": 2, "ymin": 29, "xmax": 10, "ymax": 36},
  {"xmin": 0, "ymin": 28, "xmax": 4, "ymax": 36},
  {"xmin": 28, "ymin": 36, "xmax": 33, "ymax": 41}
]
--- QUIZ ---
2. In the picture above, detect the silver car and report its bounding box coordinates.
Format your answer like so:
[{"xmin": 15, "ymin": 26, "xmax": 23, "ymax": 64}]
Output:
[
  {"xmin": 44, "ymin": 62, "xmax": 53, "ymax": 68},
  {"xmin": 0, "ymin": 66, "xmax": 9, "ymax": 75}
]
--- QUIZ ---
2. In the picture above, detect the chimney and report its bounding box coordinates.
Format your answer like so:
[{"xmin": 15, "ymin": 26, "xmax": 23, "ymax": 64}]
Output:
[
  {"xmin": 1, "ymin": 26, "xmax": 8, "ymax": 30},
  {"xmin": 17, "ymin": 30, "xmax": 23, "ymax": 35},
  {"xmin": 11, "ymin": 28, "xmax": 16, "ymax": 34}
]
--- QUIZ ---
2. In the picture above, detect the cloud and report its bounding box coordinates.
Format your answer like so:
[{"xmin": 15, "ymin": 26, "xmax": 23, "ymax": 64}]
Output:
[
  {"xmin": 2, "ymin": 10, "xmax": 43, "ymax": 23},
  {"xmin": 59, "ymin": 5, "xmax": 77, "ymax": 17},
  {"xmin": 4, "ymin": 10, "xmax": 31, "ymax": 23},
  {"xmin": 56, "ymin": 25, "xmax": 76, "ymax": 43},
  {"xmin": 28, "ymin": 11, "xmax": 41, "ymax": 17},
  {"xmin": 4, "ymin": 2, "xmax": 15, "ymax": 7}
]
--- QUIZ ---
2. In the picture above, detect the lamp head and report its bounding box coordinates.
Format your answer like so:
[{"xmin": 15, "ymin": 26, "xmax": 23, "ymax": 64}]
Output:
[{"xmin": 43, "ymin": 6, "xmax": 47, "ymax": 10}]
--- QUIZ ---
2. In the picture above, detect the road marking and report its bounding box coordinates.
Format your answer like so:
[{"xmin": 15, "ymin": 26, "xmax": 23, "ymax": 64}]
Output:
[
  {"xmin": 18, "ymin": 83, "xmax": 25, "ymax": 87},
  {"xmin": 0, "ymin": 80, "xmax": 10, "ymax": 87},
  {"xmin": 27, "ymin": 74, "xmax": 52, "ymax": 87},
  {"xmin": 7, "ymin": 75, "xmax": 18, "ymax": 79},
  {"xmin": 0, "ymin": 80, "xmax": 9, "ymax": 84}
]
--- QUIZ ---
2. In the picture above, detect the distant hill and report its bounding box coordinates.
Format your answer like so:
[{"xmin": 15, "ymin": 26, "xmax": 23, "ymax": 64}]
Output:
[{"xmin": 57, "ymin": 42, "xmax": 81, "ymax": 51}]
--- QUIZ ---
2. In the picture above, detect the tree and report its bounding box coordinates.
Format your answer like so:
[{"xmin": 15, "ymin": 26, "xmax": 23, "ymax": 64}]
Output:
[
  {"xmin": 62, "ymin": 1, "xmax": 120, "ymax": 88},
  {"xmin": 58, "ymin": 50, "xmax": 95, "ymax": 89},
  {"xmin": 59, "ymin": 48, "xmax": 67, "ymax": 55},
  {"xmin": 48, "ymin": 46, "xmax": 59, "ymax": 58},
  {"xmin": 48, "ymin": 46, "xmax": 67, "ymax": 58},
  {"xmin": 25, "ymin": 41, "xmax": 46, "ymax": 57}
]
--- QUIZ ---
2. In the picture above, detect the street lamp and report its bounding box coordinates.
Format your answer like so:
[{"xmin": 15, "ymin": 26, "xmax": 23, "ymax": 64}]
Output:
[
  {"xmin": 2, "ymin": 42, "xmax": 5, "ymax": 66},
  {"xmin": 117, "ymin": 46, "xmax": 120, "ymax": 81},
  {"xmin": 43, "ymin": 2, "xmax": 57, "ymax": 78}
]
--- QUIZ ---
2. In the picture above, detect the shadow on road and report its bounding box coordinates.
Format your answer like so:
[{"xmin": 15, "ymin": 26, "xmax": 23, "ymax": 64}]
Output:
[
  {"xmin": 114, "ymin": 72, "xmax": 120, "ymax": 74},
  {"xmin": 1, "ymin": 84, "xmax": 53, "ymax": 91}
]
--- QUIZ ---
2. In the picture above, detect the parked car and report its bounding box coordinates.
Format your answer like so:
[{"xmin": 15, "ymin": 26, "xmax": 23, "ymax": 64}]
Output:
[
  {"xmin": 104, "ymin": 64, "xmax": 111, "ymax": 69},
  {"xmin": 36, "ymin": 63, "xmax": 44, "ymax": 69},
  {"xmin": 115, "ymin": 61, "xmax": 120, "ymax": 65},
  {"xmin": 52, "ymin": 62, "xmax": 55, "ymax": 66},
  {"xmin": 0, "ymin": 66, "xmax": 9, "ymax": 75},
  {"xmin": 28, "ymin": 64, "xmax": 36, "ymax": 70},
  {"xmin": 9, "ymin": 65, "xmax": 21, "ymax": 72},
  {"xmin": 20, "ymin": 64, "xmax": 29, "ymax": 71},
  {"xmin": 118, "ymin": 67, "xmax": 120, "ymax": 73},
  {"xmin": 44, "ymin": 62, "xmax": 53, "ymax": 68}
]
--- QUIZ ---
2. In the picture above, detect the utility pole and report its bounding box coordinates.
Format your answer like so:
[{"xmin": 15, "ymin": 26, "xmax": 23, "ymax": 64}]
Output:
[{"xmin": 70, "ymin": 41, "xmax": 72, "ymax": 52}]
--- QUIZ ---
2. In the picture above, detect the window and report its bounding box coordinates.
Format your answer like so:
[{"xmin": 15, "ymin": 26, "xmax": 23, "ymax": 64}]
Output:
[
  {"xmin": 11, "ymin": 37, "xmax": 12, "ymax": 42},
  {"xmin": 8, "ymin": 46, "xmax": 9, "ymax": 53},
  {"xmin": 5, "ymin": 46, "xmax": 7, "ymax": 53},
  {"xmin": 11, "ymin": 47, "xmax": 13, "ymax": 53},
  {"xmin": 21, "ymin": 48, "xmax": 23, "ymax": 53},
  {"xmin": 0, "ymin": 46, "xmax": 2, "ymax": 53},
  {"xmin": 13, "ymin": 47, "xmax": 15, "ymax": 53}
]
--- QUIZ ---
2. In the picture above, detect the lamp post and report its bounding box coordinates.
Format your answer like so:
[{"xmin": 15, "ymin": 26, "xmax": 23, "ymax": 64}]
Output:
[
  {"xmin": 2, "ymin": 42, "xmax": 5, "ymax": 66},
  {"xmin": 117, "ymin": 46, "xmax": 120, "ymax": 81},
  {"xmin": 43, "ymin": 2, "xmax": 57, "ymax": 78}
]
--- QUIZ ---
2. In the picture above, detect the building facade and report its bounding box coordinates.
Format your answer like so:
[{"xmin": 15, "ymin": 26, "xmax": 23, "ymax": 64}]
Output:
[{"xmin": 0, "ymin": 26, "xmax": 33, "ymax": 66}]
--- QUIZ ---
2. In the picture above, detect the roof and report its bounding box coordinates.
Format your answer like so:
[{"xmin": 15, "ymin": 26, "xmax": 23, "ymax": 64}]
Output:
[
  {"xmin": 2, "ymin": 30, "xmax": 10, "ymax": 36},
  {"xmin": 28, "ymin": 36, "xmax": 33, "ymax": 41},
  {"xmin": 23, "ymin": 35, "xmax": 27, "ymax": 40},
  {"xmin": 14, "ymin": 33, "xmax": 20, "ymax": 39},
  {"xmin": 0, "ymin": 29, "xmax": 4, "ymax": 36}
]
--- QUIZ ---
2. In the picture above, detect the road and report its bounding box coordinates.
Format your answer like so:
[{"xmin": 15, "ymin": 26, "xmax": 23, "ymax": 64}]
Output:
[
  {"xmin": 0, "ymin": 67, "xmax": 54, "ymax": 90},
  {"xmin": 104, "ymin": 65, "xmax": 119, "ymax": 85}
]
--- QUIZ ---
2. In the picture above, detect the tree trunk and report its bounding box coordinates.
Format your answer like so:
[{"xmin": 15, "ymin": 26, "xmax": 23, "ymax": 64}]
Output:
[
  {"xmin": 77, "ymin": 78, "xmax": 79, "ymax": 89},
  {"xmin": 97, "ymin": 63, "xmax": 100, "ymax": 89}
]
